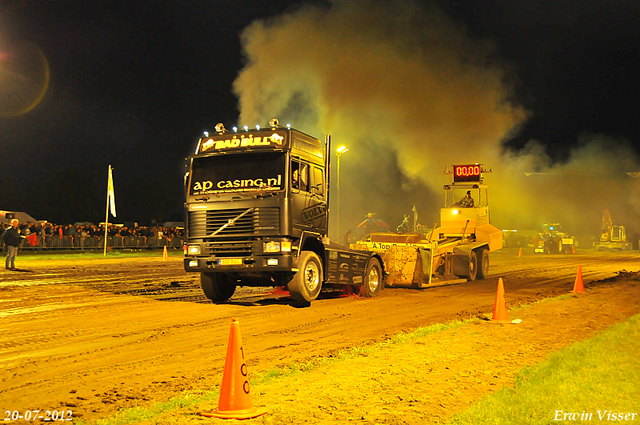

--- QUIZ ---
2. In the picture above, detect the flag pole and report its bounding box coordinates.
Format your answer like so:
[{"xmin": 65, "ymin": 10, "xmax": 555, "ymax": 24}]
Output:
[{"xmin": 104, "ymin": 165, "xmax": 111, "ymax": 256}]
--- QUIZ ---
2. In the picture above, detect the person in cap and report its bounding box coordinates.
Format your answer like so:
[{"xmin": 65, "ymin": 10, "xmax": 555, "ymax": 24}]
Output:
[{"xmin": 459, "ymin": 191, "xmax": 475, "ymax": 208}]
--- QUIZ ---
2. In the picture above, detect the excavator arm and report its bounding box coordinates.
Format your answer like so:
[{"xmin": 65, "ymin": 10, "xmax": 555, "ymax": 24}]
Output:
[{"xmin": 600, "ymin": 209, "xmax": 613, "ymax": 242}]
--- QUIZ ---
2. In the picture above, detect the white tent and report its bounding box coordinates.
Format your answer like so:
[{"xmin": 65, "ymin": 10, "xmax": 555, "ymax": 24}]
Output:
[{"xmin": 0, "ymin": 210, "xmax": 39, "ymax": 225}]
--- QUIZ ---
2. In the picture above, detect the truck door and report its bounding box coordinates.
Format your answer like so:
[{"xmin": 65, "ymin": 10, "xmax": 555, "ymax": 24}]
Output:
[{"xmin": 291, "ymin": 159, "xmax": 327, "ymax": 233}]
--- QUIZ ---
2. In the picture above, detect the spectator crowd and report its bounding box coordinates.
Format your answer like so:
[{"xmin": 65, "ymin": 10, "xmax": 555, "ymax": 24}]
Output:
[{"xmin": 0, "ymin": 221, "xmax": 185, "ymax": 250}]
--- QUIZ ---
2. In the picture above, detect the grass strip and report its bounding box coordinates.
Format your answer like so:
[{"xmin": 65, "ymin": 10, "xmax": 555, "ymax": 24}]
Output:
[
  {"xmin": 448, "ymin": 314, "xmax": 640, "ymax": 425},
  {"xmin": 75, "ymin": 391, "xmax": 219, "ymax": 425}
]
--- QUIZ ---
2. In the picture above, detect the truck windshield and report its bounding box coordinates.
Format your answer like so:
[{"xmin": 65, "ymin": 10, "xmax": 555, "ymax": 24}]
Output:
[{"xmin": 189, "ymin": 152, "xmax": 285, "ymax": 196}]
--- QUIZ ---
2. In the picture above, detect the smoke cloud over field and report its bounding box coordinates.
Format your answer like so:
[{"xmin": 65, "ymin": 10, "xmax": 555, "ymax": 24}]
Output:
[{"xmin": 234, "ymin": 0, "xmax": 640, "ymax": 242}]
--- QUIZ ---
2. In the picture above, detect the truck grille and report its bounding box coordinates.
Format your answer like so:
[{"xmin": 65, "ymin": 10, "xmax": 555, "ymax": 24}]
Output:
[
  {"xmin": 188, "ymin": 207, "xmax": 280, "ymax": 238},
  {"xmin": 204, "ymin": 240, "xmax": 253, "ymax": 257}
]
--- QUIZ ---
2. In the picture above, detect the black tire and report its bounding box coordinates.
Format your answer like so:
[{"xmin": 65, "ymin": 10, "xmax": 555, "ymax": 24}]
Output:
[
  {"xmin": 476, "ymin": 249, "xmax": 489, "ymax": 280},
  {"xmin": 467, "ymin": 250, "xmax": 478, "ymax": 281},
  {"xmin": 288, "ymin": 251, "xmax": 323, "ymax": 303},
  {"xmin": 201, "ymin": 272, "xmax": 236, "ymax": 302},
  {"xmin": 360, "ymin": 258, "xmax": 382, "ymax": 297}
]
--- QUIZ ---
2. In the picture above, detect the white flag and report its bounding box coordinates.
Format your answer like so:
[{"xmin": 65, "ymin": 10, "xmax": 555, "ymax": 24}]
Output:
[
  {"xmin": 107, "ymin": 165, "xmax": 116, "ymax": 217},
  {"xmin": 412, "ymin": 204, "xmax": 418, "ymax": 231}
]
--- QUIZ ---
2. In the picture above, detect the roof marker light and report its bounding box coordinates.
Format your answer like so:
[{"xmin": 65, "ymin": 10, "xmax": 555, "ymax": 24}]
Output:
[
  {"xmin": 203, "ymin": 131, "xmax": 209, "ymax": 137},
  {"xmin": 232, "ymin": 126, "xmax": 238, "ymax": 132},
  {"xmin": 256, "ymin": 125, "xmax": 260, "ymax": 130},
  {"xmin": 243, "ymin": 125, "xmax": 249, "ymax": 131},
  {"xmin": 215, "ymin": 123, "xmax": 226, "ymax": 134},
  {"xmin": 286, "ymin": 123, "xmax": 291, "ymax": 129}
]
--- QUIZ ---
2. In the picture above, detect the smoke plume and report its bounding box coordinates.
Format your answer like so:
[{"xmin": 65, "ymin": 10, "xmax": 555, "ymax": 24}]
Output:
[{"xmin": 233, "ymin": 0, "xmax": 640, "ymax": 244}]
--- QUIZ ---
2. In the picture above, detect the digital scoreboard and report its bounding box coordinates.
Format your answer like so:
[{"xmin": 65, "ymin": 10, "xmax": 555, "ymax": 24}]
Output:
[{"xmin": 453, "ymin": 164, "xmax": 482, "ymax": 183}]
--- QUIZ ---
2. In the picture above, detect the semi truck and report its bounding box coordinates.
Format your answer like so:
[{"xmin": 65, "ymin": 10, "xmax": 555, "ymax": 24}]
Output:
[
  {"xmin": 352, "ymin": 164, "xmax": 503, "ymax": 287},
  {"xmin": 183, "ymin": 119, "xmax": 384, "ymax": 304}
]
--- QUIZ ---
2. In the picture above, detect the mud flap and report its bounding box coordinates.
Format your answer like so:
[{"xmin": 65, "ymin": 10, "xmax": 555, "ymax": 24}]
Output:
[
  {"xmin": 418, "ymin": 248, "xmax": 433, "ymax": 287},
  {"xmin": 453, "ymin": 254, "xmax": 470, "ymax": 277}
]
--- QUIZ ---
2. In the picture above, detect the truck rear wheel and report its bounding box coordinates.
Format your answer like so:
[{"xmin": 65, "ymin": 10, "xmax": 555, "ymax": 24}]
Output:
[
  {"xmin": 476, "ymin": 249, "xmax": 489, "ymax": 280},
  {"xmin": 467, "ymin": 251, "xmax": 478, "ymax": 282},
  {"xmin": 360, "ymin": 258, "xmax": 382, "ymax": 297},
  {"xmin": 201, "ymin": 272, "xmax": 236, "ymax": 302},
  {"xmin": 288, "ymin": 251, "xmax": 323, "ymax": 303}
]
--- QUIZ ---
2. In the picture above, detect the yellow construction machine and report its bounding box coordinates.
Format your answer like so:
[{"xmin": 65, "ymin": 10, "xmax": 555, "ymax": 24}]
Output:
[
  {"xmin": 594, "ymin": 209, "xmax": 633, "ymax": 251},
  {"xmin": 352, "ymin": 164, "xmax": 502, "ymax": 287}
]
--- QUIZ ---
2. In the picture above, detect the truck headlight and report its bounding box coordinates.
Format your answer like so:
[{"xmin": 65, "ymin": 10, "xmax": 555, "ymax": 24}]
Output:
[
  {"xmin": 263, "ymin": 240, "xmax": 292, "ymax": 253},
  {"xmin": 264, "ymin": 241, "xmax": 281, "ymax": 253},
  {"xmin": 452, "ymin": 209, "xmax": 460, "ymax": 215},
  {"xmin": 187, "ymin": 245, "xmax": 201, "ymax": 255}
]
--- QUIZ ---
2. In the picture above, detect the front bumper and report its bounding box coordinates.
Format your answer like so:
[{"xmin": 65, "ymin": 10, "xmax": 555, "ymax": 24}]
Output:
[{"xmin": 184, "ymin": 254, "xmax": 295, "ymax": 273}]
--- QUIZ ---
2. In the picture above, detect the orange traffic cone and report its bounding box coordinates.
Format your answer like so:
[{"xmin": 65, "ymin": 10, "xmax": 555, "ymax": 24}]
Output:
[
  {"xmin": 199, "ymin": 318, "xmax": 267, "ymax": 419},
  {"xmin": 162, "ymin": 246, "xmax": 168, "ymax": 260},
  {"xmin": 518, "ymin": 247, "xmax": 523, "ymax": 257},
  {"xmin": 571, "ymin": 265, "xmax": 585, "ymax": 294},
  {"xmin": 491, "ymin": 278, "xmax": 510, "ymax": 323},
  {"xmin": 571, "ymin": 245, "xmax": 576, "ymax": 254}
]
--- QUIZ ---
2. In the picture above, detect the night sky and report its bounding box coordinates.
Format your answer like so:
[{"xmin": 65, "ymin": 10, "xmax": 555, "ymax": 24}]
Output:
[{"xmin": 1, "ymin": 0, "xmax": 639, "ymax": 231}]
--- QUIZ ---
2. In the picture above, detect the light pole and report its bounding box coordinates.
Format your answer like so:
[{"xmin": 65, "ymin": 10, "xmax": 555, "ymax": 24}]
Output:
[{"xmin": 336, "ymin": 145, "xmax": 349, "ymax": 243}]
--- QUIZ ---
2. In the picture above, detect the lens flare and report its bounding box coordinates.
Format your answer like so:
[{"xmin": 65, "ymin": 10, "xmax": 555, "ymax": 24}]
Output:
[{"xmin": 0, "ymin": 41, "xmax": 50, "ymax": 117}]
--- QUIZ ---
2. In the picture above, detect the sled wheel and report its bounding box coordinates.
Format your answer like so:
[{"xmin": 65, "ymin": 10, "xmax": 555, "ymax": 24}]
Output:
[
  {"xmin": 476, "ymin": 249, "xmax": 489, "ymax": 280},
  {"xmin": 467, "ymin": 250, "xmax": 478, "ymax": 282}
]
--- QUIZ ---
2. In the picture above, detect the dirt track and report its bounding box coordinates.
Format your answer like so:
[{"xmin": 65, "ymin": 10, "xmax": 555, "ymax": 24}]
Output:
[{"xmin": 1, "ymin": 249, "xmax": 639, "ymax": 422}]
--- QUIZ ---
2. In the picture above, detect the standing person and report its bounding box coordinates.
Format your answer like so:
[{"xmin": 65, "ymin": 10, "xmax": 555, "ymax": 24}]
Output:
[{"xmin": 2, "ymin": 219, "xmax": 23, "ymax": 270}]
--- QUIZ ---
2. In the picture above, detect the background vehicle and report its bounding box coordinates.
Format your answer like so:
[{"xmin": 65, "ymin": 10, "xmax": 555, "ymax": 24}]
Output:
[
  {"xmin": 594, "ymin": 209, "xmax": 633, "ymax": 251},
  {"xmin": 183, "ymin": 119, "xmax": 384, "ymax": 304},
  {"xmin": 352, "ymin": 164, "xmax": 502, "ymax": 287},
  {"xmin": 533, "ymin": 223, "xmax": 577, "ymax": 254}
]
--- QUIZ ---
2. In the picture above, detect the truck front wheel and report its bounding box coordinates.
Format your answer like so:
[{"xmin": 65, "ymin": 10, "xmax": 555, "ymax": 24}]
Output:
[
  {"xmin": 360, "ymin": 258, "xmax": 382, "ymax": 297},
  {"xmin": 288, "ymin": 251, "xmax": 323, "ymax": 303},
  {"xmin": 201, "ymin": 272, "xmax": 236, "ymax": 302}
]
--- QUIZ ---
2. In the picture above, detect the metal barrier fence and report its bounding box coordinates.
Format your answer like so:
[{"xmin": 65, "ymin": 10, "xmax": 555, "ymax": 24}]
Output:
[{"xmin": 17, "ymin": 235, "xmax": 185, "ymax": 250}]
